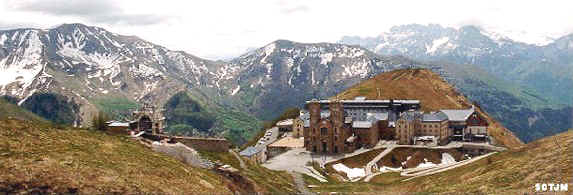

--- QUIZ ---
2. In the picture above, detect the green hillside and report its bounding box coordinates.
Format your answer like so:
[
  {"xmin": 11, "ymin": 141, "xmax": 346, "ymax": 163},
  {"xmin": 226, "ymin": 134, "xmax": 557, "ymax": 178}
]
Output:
[
  {"xmin": 0, "ymin": 98, "xmax": 47, "ymax": 123},
  {"xmin": 0, "ymin": 118, "xmax": 230, "ymax": 193}
]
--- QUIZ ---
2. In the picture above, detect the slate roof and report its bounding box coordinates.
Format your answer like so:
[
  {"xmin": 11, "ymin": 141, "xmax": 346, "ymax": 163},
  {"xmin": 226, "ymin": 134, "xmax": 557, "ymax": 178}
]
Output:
[
  {"xmin": 239, "ymin": 146, "xmax": 265, "ymax": 157},
  {"xmin": 400, "ymin": 111, "xmax": 422, "ymax": 122},
  {"xmin": 440, "ymin": 106, "xmax": 475, "ymax": 121},
  {"xmin": 108, "ymin": 122, "xmax": 129, "ymax": 127},
  {"xmin": 352, "ymin": 121, "xmax": 372, "ymax": 129},
  {"xmin": 276, "ymin": 119, "xmax": 293, "ymax": 126},
  {"xmin": 307, "ymin": 99, "xmax": 420, "ymax": 104},
  {"xmin": 366, "ymin": 112, "xmax": 388, "ymax": 122},
  {"xmin": 422, "ymin": 111, "xmax": 448, "ymax": 122}
]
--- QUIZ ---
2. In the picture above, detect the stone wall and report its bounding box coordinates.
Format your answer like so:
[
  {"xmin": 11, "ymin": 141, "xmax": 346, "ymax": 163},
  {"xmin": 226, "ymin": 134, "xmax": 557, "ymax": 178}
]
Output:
[
  {"xmin": 150, "ymin": 134, "xmax": 230, "ymax": 152},
  {"xmin": 174, "ymin": 137, "xmax": 230, "ymax": 152}
]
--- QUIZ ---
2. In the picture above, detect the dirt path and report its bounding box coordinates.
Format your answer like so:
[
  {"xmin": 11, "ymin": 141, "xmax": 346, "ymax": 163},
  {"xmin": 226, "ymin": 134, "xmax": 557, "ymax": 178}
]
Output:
[
  {"xmin": 230, "ymin": 149, "xmax": 247, "ymax": 170},
  {"xmin": 291, "ymin": 171, "xmax": 313, "ymax": 195},
  {"xmin": 365, "ymin": 146, "xmax": 395, "ymax": 175}
]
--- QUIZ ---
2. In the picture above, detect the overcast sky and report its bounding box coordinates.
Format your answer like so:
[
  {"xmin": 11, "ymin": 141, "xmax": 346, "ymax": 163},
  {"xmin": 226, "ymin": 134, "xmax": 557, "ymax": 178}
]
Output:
[{"xmin": 1, "ymin": 0, "xmax": 573, "ymax": 60}]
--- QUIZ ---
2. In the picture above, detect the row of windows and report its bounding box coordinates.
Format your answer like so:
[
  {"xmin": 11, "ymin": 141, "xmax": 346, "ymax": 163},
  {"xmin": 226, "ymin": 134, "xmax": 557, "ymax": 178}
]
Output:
[{"xmin": 423, "ymin": 124, "xmax": 440, "ymax": 128}]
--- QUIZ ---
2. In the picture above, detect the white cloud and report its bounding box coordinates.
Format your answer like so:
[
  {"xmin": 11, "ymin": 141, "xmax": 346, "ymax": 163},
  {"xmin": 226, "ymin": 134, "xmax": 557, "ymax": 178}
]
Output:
[{"xmin": 1, "ymin": 0, "xmax": 573, "ymax": 60}]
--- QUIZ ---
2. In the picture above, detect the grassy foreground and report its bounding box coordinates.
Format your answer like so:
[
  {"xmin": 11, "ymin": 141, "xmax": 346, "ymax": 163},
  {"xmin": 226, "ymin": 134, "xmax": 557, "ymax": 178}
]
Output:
[
  {"xmin": 306, "ymin": 129, "xmax": 573, "ymax": 194},
  {"xmin": 0, "ymin": 118, "xmax": 229, "ymax": 193}
]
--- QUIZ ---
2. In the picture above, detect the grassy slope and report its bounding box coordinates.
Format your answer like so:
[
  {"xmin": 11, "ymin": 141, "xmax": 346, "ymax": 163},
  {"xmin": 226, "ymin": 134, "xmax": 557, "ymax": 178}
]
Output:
[
  {"xmin": 306, "ymin": 130, "xmax": 573, "ymax": 194},
  {"xmin": 0, "ymin": 99, "xmax": 47, "ymax": 123},
  {"xmin": 0, "ymin": 119, "xmax": 229, "ymax": 194},
  {"xmin": 92, "ymin": 97, "xmax": 140, "ymax": 121},
  {"xmin": 387, "ymin": 129, "xmax": 573, "ymax": 193},
  {"xmin": 438, "ymin": 62, "xmax": 560, "ymax": 110},
  {"xmin": 178, "ymin": 90, "xmax": 263, "ymax": 146},
  {"xmin": 336, "ymin": 68, "xmax": 523, "ymax": 149},
  {"xmin": 197, "ymin": 150, "xmax": 298, "ymax": 193}
]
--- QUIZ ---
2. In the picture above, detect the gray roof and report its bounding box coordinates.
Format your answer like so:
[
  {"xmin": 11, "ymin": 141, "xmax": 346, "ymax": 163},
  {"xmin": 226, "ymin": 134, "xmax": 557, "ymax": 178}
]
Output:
[
  {"xmin": 422, "ymin": 111, "xmax": 448, "ymax": 122},
  {"xmin": 366, "ymin": 112, "xmax": 388, "ymax": 122},
  {"xmin": 299, "ymin": 110, "xmax": 310, "ymax": 119},
  {"xmin": 400, "ymin": 111, "xmax": 422, "ymax": 122},
  {"xmin": 276, "ymin": 119, "xmax": 293, "ymax": 126},
  {"xmin": 440, "ymin": 106, "xmax": 475, "ymax": 121},
  {"xmin": 239, "ymin": 146, "xmax": 265, "ymax": 157},
  {"xmin": 299, "ymin": 110, "xmax": 310, "ymax": 127},
  {"xmin": 108, "ymin": 122, "xmax": 129, "ymax": 127},
  {"xmin": 352, "ymin": 121, "xmax": 372, "ymax": 129},
  {"xmin": 307, "ymin": 99, "xmax": 420, "ymax": 104}
]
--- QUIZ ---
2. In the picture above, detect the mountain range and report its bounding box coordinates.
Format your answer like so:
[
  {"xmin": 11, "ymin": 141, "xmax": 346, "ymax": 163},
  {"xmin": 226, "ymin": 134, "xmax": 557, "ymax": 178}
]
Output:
[
  {"xmin": 1, "ymin": 23, "xmax": 571, "ymax": 144},
  {"xmin": 340, "ymin": 24, "xmax": 573, "ymax": 142}
]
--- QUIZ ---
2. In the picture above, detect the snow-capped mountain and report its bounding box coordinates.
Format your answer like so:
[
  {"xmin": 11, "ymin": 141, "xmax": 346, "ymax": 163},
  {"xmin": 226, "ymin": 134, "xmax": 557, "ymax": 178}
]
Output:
[
  {"xmin": 216, "ymin": 40, "xmax": 440, "ymax": 119},
  {"xmin": 0, "ymin": 23, "xmax": 568, "ymax": 143},
  {"xmin": 339, "ymin": 24, "xmax": 573, "ymax": 106},
  {"xmin": 0, "ymin": 23, "xmax": 229, "ymax": 124}
]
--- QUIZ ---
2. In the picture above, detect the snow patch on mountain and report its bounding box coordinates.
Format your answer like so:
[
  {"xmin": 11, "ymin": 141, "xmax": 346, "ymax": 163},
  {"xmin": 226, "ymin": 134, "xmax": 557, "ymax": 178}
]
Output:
[
  {"xmin": 130, "ymin": 64, "xmax": 163, "ymax": 78},
  {"xmin": 320, "ymin": 53, "xmax": 333, "ymax": 65},
  {"xmin": 0, "ymin": 34, "xmax": 7, "ymax": 44},
  {"xmin": 230, "ymin": 85, "xmax": 241, "ymax": 95},
  {"xmin": 341, "ymin": 60, "xmax": 369, "ymax": 78},
  {"xmin": 0, "ymin": 30, "xmax": 44, "ymax": 92},
  {"xmin": 260, "ymin": 43, "xmax": 276, "ymax": 63},
  {"xmin": 426, "ymin": 37, "xmax": 449, "ymax": 54}
]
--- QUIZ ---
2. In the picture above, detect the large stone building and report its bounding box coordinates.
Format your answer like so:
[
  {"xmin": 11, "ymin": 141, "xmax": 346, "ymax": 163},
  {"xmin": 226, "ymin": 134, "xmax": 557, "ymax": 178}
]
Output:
[
  {"xmin": 441, "ymin": 106, "xmax": 488, "ymax": 141},
  {"xmin": 305, "ymin": 99, "xmax": 351, "ymax": 154},
  {"xmin": 396, "ymin": 111, "xmax": 450, "ymax": 145},
  {"xmin": 303, "ymin": 97, "xmax": 421, "ymax": 154},
  {"xmin": 396, "ymin": 106, "xmax": 488, "ymax": 145},
  {"xmin": 301, "ymin": 97, "xmax": 489, "ymax": 153},
  {"xmin": 395, "ymin": 112, "xmax": 419, "ymax": 145}
]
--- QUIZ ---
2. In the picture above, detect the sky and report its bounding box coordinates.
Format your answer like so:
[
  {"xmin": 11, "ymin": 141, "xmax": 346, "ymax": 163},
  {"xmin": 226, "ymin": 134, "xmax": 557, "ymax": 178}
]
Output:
[{"xmin": 1, "ymin": 0, "xmax": 573, "ymax": 60}]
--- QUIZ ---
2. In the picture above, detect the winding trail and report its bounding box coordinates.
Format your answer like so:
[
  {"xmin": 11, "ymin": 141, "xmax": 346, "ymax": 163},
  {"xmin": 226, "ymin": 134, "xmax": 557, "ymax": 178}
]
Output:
[
  {"xmin": 291, "ymin": 172, "xmax": 313, "ymax": 195},
  {"xmin": 364, "ymin": 146, "xmax": 395, "ymax": 176},
  {"xmin": 230, "ymin": 149, "xmax": 247, "ymax": 170}
]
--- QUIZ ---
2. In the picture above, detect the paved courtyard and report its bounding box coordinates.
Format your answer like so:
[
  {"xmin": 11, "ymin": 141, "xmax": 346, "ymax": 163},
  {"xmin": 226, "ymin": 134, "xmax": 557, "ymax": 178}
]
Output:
[
  {"xmin": 262, "ymin": 140, "xmax": 397, "ymax": 181},
  {"xmin": 262, "ymin": 139, "xmax": 502, "ymax": 182}
]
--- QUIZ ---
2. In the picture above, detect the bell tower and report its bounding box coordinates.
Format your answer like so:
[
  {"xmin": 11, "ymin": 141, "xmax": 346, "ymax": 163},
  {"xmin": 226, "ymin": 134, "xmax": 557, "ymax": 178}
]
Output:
[
  {"xmin": 308, "ymin": 99, "xmax": 321, "ymax": 126},
  {"xmin": 329, "ymin": 99, "xmax": 344, "ymax": 127}
]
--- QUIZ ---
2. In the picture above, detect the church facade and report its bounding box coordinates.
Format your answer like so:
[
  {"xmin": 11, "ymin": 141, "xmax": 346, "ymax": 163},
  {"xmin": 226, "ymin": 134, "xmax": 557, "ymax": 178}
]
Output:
[{"xmin": 303, "ymin": 97, "xmax": 420, "ymax": 154}]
